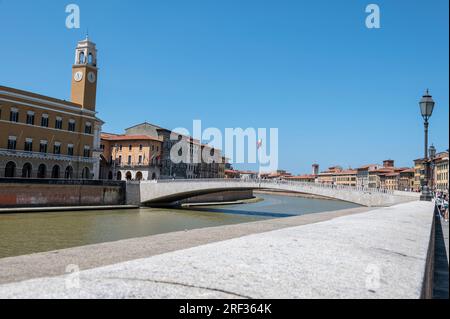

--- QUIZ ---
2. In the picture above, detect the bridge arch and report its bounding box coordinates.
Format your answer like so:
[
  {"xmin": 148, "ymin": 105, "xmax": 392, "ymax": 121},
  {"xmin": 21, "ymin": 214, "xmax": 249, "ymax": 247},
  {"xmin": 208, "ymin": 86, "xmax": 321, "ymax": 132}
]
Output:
[{"xmin": 137, "ymin": 179, "xmax": 419, "ymax": 207}]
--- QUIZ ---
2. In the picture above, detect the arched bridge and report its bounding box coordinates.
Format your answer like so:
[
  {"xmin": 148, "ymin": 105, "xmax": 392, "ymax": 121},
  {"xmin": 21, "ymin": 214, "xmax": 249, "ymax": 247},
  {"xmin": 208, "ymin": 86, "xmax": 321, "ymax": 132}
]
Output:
[{"xmin": 128, "ymin": 179, "xmax": 420, "ymax": 207}]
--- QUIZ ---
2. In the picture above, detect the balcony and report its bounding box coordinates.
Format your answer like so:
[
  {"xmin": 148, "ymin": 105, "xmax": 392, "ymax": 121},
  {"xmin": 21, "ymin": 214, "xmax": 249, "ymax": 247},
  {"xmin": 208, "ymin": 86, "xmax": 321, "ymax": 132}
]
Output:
[{"xmin": 0, "ymin": 148, "xmax": 97, "ymax": 163}]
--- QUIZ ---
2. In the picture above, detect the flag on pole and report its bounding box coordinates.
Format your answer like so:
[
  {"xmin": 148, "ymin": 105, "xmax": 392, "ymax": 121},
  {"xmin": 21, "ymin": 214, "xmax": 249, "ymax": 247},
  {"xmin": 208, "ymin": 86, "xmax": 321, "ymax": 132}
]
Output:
[{"xmin": 257, "ymin": 139, "xmax": 263, "ymax": 150}]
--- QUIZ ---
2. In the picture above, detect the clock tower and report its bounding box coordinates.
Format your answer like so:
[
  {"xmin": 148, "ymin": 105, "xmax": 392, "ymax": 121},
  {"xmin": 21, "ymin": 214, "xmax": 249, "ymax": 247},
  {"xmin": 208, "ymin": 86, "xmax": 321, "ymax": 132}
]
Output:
[{"xmin": 71, "ymin": 36, "xmax": 98, "ymax": 111}]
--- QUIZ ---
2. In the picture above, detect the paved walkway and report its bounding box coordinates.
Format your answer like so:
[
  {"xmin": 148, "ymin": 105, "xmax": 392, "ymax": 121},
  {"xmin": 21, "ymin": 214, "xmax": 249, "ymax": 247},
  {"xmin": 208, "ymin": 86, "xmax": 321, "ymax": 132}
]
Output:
[{"xmin": 0, "ymin": 201, "xmax": 434, "ymax": 299}]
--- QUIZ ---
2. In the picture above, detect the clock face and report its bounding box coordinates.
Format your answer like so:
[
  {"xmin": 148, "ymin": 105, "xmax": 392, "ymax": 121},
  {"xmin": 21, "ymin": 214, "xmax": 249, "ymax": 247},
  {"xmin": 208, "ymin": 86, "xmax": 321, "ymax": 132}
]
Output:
[
  {"xmin": 74, "ymin": 71, "xmax": 83, "ymax": 82},
  {"xmin": 88, "ymin": 72, "xmax": 96, "ymax": 83}
]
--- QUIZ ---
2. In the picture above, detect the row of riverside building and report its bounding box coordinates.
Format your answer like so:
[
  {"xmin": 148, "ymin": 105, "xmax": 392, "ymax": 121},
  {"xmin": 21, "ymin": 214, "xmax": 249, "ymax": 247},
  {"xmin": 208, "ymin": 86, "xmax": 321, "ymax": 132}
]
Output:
[
  {"xmin": 99, "ymin": 122, "xmax": 226, "ymax": 181},
  {"xmin": 225, "ymin": 156, "xmax": 449, "ymax": 193},
  {"xmin": 0, "ymin": 37, "xmax": 226, "ymax": 181}
]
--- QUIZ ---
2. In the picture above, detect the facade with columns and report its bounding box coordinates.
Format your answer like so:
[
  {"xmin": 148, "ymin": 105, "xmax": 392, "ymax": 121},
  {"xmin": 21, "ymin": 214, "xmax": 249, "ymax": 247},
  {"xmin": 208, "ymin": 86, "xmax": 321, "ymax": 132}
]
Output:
[{"xmin": 0, "ymin": 37, "xmax": 103, "ymax": 179}]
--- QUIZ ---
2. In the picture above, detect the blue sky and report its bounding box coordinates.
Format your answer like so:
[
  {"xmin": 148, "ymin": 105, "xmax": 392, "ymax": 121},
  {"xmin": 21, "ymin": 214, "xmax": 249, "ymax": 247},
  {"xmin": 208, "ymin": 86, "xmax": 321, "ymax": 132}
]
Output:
[{"xmin": 0, "ymin": 0, "xmax": 448, "ymax": 174}]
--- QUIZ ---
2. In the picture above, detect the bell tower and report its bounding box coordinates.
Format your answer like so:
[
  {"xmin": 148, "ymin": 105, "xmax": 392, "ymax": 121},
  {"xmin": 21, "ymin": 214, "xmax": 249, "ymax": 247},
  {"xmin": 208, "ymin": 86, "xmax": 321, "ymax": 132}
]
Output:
[{"xmin": 71, "ymin": 36, "xmax": 98, "ymax": 111}]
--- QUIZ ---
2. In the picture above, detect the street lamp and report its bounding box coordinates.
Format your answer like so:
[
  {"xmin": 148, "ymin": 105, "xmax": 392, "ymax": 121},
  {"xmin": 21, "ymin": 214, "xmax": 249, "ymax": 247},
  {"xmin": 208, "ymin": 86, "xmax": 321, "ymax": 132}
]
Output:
[{"xmin": 419, "ymin": 89, "xmax": 435, "ymax": 201}]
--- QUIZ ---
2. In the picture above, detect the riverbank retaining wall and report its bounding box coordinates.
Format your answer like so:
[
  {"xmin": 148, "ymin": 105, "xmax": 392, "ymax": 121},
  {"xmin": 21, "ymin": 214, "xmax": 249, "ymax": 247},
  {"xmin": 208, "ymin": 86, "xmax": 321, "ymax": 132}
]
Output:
[{"xmin": 0, "ymin": 179, "xmax": 126, "ymax": 208}]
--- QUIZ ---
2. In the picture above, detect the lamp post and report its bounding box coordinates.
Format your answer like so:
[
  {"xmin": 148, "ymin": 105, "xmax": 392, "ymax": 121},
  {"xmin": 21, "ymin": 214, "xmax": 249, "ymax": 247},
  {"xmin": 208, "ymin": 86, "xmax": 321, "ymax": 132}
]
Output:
[{"xmin": 419, "ymin": 89, "xmax": 435, "ymax": 201}]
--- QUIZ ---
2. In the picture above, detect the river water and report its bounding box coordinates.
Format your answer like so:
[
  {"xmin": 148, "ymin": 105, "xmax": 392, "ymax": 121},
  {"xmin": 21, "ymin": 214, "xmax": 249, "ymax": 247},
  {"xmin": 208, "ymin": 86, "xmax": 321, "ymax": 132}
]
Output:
[{"xmin": 0, "ymin": 194, "xmax": 359, "ymax": 259}]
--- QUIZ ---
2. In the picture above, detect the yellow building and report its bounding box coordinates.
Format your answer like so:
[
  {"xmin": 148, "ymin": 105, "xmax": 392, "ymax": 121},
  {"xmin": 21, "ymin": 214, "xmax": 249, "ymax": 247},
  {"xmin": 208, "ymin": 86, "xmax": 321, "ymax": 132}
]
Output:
[
  {"xmin": 434, "ymin": 152, "xmax": 449, "ymax": 193},
  {"xmin": 317, "ymin": 166, "xmax": 342, "ymax": 185},
  {"xmin": 0, "ymin": 37, "xmax": 103, "ymax": 179},
  {"xmin": 100, "ymin": 133, "xmax": 163, "ymax": 181},
  {"xmin": 334, "ymin": 169, "xmax": 357, "ymax": 187},
  {"xmin": 413, "ymin": 158, "xmax": 425, "ymax": 192},
  {"xmin": 384, "ymin": 172, "xmax": 400, "ymax": 190}
]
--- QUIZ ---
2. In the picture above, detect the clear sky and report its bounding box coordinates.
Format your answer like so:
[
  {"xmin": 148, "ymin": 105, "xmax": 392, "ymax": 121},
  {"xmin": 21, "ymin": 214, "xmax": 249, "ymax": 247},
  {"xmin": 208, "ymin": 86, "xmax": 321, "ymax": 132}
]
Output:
[{"xmin": 0, "ymin": 0, "xmax": 448, "ymax": 174}]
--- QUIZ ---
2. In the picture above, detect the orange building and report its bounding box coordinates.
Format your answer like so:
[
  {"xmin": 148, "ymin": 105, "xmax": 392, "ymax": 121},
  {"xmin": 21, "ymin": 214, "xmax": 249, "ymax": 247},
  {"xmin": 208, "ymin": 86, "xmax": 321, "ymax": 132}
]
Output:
[
  {"xmin": 100, "ymin": 133, "xmax": 163, "ymax": 181},
  {"xmin": 0, "ymin": 37, "xmax": 103, "ymax": 179}
]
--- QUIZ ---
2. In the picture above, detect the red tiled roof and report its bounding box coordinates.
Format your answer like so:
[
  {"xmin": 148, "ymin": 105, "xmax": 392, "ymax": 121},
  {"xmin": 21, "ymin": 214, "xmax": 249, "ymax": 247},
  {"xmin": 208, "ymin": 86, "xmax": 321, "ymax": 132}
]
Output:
[
  {"xmin": 101, "ymin": 134, "xmax": 162, "ymax": 142},
  {"xmin": 357, "ymin": 164, "xmax": 379, "ymax": 170},
  {"xmin": 385, "ymin": 172, "xmax": 400, "ymax": 177},
  {"xmin": 334, "ymin": 169, "xmax": 357, "ymax": 175}
]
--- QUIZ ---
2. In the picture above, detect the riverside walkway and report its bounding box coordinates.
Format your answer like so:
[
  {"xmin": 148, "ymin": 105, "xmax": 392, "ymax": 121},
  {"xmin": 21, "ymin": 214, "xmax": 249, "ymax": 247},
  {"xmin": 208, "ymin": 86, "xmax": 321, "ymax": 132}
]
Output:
[{"xmin": 0, "ymin": 201, "xmax": 436, "ymax": 299}]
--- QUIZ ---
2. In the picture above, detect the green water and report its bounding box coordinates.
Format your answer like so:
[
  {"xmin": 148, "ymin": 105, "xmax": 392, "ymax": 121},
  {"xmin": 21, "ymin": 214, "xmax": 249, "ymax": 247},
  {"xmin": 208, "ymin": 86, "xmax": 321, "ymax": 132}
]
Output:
[{"xmin": 0, "ymin": 194, "xmax": 359, "ymax": 258}]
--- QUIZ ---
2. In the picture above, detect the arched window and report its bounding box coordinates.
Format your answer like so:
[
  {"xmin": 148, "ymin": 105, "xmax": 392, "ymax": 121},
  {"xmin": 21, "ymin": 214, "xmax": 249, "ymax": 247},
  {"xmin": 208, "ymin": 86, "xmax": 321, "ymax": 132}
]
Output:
[
  {"xmin": 65, "ymin": 166, "xmax": 74, "ymax": 179},
  {"xmin": 37, "ymin": 164, "xmax": 46, "ymax": 178},
  {"xmin": 79, "ymin": 52, "xmax": 85, "ymax": 64},
  {"xmin": 136, "ymin": 172, "xmax": 143, "ymax": 181},
  {"xmin": 125, "ymin": 171, "xmax": 132, "ymax": 181},
  {"xmin": 82, "ymin": 167, "xmax": 90, "ymax": 179},
  {"xmin": 151, "ymin": 172, "xmax": 157, "ymax": 180},
  {"xmin": 5, "ymin": 161, "xmax": 16, "ymax": 178},
  {"xmin": 108, "ymin": 171, "xmax": 113, "ymax": 180},
  {"xmin": 88, "ymin": 53, "xmax": 93, "ymax": 64},
  {"xmin": 51, "ymin": 165, "xmax": 60, "ymax": 179},
  {"xmin": 22, "ymin": 163, "xmax": 32, "ymax": 178},
  {"xmin": 117, "ymin": 171, "xmax": 122, "ymax": 181}
]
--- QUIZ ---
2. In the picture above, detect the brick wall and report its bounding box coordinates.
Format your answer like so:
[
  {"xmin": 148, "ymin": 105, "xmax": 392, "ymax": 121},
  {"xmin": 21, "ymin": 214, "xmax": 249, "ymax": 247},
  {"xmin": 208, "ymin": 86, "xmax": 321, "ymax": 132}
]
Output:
[{"xmin": 0, "ymin": 179, "xmax": 126, "ymax": 208}]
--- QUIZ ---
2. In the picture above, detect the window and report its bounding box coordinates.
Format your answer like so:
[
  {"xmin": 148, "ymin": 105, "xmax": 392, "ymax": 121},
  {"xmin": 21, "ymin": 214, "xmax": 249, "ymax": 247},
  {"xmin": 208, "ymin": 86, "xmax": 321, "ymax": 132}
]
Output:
[
  {"xmin": 24, "ymin": 139, "xmax": 33, "ymax": 152},
  {"xmin": 54, "ymin": 143, "xmax": 61, "ymax": 155},
  {"xmin": 39, "ymin": 141, "xmax": 48, "ymax": 153},
  {"xmin": 83, "ymin": 146, "xmax": 90, "ymax": 158},
  {"xmin": 26, "ymin": 112, "xmax": 35, "ymax": 125},
  {"xmin": 138, "ymin": 155, "xmax": 142, "ymax": 164},
  {"xmin": 55, "ymin": 117, "xmax": 63, "ymax": 130},
  {"xmin": 68, "ymin": 120, "xmax": 76, "ymax": 132},
  {"xmin": 7, "ymin": 136, "xmax": 17, "ymax": 150},
  {"xmin": 118, "ymin": 155, "xmax": 122, "ymax": 164},
  {"xmin": 9, "ymin": 108, "xmax": 19, "ymax": 122},
  {"xmin": 84, "ymin": 122, "xmax": 92, "ymax": 134},
  {"xmin": 128, "ymin": 155, "xmax": 132, "ymax": 165},
  {"xmin": 139, "ymin": 144, "xmax": 143, "ymax": 151},
  {"xmin": 67, "ymin": 144, "xmax": 74, "ymax": 156},
  {"xmin": 100, "ymin": 144, "xmax": 105, "ymax": 150},
  {"xmin": 79, "ymin": 52, "xmax": 85, "ymax": 64},
  {"xmin": 119, "ymin": 145, "xmax": 123, "ymax": 151},
  {"xmin": 129, "ymin": 145, "xmax": 132, "ymax": 151},
  {"xmin": 41, "ymin": 114, "xmax": 49, "ymax": 127}
]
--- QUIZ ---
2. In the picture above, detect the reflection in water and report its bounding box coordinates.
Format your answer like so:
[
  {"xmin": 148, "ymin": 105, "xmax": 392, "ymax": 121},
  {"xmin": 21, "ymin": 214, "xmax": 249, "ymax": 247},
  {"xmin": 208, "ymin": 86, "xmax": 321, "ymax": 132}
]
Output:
[{"xmin": 0, "ymin": 194, "xmax": 359, "ymax": 258}]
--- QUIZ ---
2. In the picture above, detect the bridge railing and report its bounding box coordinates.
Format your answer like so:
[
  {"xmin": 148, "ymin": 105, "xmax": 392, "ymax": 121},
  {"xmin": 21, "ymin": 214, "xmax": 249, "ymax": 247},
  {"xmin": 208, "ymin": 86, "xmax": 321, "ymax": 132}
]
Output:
[{"xmin": 147, "ymin": 178, "xmax": 396, "ymax": 195}]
